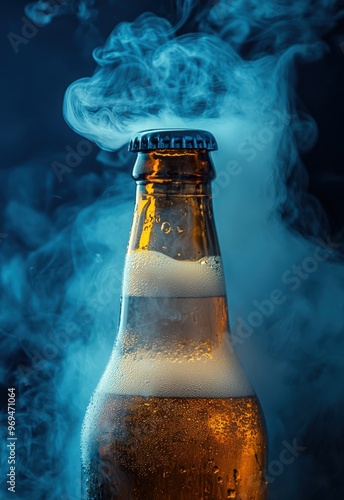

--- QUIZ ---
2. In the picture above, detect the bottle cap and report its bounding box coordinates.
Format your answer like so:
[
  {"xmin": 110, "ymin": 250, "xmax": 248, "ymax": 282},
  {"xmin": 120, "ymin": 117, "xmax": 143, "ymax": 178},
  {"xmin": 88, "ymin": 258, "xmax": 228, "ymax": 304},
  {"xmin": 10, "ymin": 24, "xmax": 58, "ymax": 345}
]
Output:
[{"xmin": 129, "ymin": 129, "xmax": 218, "ymax": 152}]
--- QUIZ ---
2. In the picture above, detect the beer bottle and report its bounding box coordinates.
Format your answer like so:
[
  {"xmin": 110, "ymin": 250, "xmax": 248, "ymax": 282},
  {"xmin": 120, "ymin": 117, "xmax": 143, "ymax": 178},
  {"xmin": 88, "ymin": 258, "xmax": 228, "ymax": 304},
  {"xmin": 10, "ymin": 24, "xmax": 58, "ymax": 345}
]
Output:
[{"xmin": 82, "ymin": 129, "xmax": 267, "ymax": 500}]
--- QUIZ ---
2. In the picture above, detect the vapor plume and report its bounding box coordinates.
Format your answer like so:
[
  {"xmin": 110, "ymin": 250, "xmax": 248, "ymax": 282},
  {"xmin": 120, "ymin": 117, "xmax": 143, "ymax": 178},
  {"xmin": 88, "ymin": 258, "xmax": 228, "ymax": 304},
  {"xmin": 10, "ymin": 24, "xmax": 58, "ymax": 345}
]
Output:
[{"xmin": 1, "ymin": 1, "xmax": 343, "ymax": 499}]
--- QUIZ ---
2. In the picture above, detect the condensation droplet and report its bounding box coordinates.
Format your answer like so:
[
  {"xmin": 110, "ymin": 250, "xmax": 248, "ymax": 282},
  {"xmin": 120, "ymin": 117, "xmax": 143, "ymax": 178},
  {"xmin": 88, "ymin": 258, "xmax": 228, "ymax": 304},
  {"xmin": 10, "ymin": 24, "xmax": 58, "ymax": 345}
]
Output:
[
  {"xmin": 227, "ymin": 489, "xmax": 236, "ymax": 499},
  {"xmin": 177, "ymin": 226, "xmax": 184, "ymax": 233},
  {"xmin": 217, "ymin": 476, "xmax": 224, "ymax": 484},
  {"xmin": 161, "ymin": 222, "xmax": 172, "ymax": 234},
  {"xmin": 213, "ymin": 465, "xmax": 219, "ymax": 474},
  {"xmin": 233, "ymin": 469, "xmax": 240, "ymax": 483}
]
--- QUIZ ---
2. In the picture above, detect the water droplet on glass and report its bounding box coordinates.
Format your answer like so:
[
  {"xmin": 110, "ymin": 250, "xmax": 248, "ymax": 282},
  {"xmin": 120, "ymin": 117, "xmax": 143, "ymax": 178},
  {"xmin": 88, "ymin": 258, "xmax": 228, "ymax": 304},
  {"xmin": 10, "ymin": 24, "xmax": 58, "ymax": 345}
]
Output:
[
  {"xmin": 213, "ymin": 465, "xmax": 219, "ymax": 474},
  {"xmin": 233, "ymin": 469, "xmax": 240, "ymax": 483},
  {"xmin": 177, "ymin": 226, "xmax": 184, "ymax": 233},
  {"xmin": 161, "ymin": 222, "xmax": 172, "ymax": 234},
  {"xmin": 217, "ymin": 476, "xmax": 224, "ymax": 484},
  {"xmin": 227, "ymin": 489, "xmax": 236, "ymax": 499}
]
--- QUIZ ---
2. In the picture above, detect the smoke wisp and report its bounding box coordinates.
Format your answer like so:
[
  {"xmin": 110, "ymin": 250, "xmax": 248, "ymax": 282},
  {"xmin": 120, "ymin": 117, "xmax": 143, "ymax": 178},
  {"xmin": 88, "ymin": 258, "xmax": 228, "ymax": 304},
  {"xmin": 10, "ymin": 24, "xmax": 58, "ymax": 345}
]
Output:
[{"xmin": 1, "ymin": 1, "xmax": 344, "ymax": 499}]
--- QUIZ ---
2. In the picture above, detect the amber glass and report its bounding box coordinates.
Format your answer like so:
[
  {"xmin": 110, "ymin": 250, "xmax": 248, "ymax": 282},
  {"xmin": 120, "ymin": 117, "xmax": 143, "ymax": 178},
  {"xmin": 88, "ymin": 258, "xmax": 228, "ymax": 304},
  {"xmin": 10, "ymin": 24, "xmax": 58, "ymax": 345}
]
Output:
[
  {"xmin": 81, "ymin": 147, "xmax": 267, "ymax": 499},
  {"xmin": 128, "ymin": 150, "xmax": 219, "ymax": 259}
]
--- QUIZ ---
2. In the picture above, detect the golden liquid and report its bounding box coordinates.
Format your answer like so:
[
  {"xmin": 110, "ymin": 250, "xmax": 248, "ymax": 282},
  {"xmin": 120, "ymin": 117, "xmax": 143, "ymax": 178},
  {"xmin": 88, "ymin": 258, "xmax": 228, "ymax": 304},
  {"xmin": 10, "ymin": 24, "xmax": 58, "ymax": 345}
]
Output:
[{"xmin": 82, "ymin": 395, "xmax": 267, "ymax": 500}]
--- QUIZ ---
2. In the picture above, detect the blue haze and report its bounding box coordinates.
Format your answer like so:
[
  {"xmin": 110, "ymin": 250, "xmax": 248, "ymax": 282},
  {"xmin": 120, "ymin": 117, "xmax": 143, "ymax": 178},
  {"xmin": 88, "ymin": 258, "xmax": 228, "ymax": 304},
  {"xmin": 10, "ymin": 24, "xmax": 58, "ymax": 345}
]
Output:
[{"xmin": 1, "ymin": 1, "xmax": 344, "ymax": 499}]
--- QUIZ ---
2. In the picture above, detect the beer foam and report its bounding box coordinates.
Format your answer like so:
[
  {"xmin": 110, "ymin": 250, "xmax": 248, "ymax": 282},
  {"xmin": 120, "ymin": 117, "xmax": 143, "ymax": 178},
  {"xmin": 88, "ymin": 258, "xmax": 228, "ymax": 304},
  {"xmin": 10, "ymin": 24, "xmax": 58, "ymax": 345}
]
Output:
[
  {"xmin": 98, "ymin": 334, "xmax": 254, "ymax": 398},
  {"xmin": 122, "ymin": 251, "xmax": 225, "ymax": 297}
]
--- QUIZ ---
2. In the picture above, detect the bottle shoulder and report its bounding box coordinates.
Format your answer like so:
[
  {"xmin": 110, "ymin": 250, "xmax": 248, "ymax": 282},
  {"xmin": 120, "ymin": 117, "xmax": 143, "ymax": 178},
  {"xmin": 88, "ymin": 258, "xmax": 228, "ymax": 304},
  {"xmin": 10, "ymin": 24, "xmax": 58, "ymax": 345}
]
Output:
[{"xmin": 97, "ymin": 328, "xmax": 255, "ymax": 399}]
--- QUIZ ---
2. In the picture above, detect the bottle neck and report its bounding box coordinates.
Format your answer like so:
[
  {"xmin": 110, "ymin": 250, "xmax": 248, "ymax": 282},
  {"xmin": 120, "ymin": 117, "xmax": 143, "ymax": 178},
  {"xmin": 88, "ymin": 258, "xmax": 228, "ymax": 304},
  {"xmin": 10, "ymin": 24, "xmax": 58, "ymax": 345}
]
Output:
[
  {"xmin": 128, "ymin": 150, "xmax": 220, "ymax": 260},
  {"xmin": 105, "ymin": 148, "xmax": 254, "ymax": 398},
  {"xmin": 116, "ymin": 148, "xmax": 227, "ymax": 354}
]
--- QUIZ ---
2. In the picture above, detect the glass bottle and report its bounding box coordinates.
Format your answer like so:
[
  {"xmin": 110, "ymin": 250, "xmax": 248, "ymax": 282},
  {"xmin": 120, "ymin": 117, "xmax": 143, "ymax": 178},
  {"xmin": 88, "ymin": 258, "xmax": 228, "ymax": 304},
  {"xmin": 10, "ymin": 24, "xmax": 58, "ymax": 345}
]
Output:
[{"xmin": 81, "ymin": 129, "xmax": 267, "ymax": 500}]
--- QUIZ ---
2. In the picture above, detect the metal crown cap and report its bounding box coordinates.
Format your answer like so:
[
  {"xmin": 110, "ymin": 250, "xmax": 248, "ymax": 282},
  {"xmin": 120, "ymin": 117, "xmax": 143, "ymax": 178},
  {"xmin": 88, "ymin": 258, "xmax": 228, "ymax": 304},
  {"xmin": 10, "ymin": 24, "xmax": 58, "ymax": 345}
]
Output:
[{"xmin": 128, "ymin": 129, "xmax": 218, "ymax": 152}]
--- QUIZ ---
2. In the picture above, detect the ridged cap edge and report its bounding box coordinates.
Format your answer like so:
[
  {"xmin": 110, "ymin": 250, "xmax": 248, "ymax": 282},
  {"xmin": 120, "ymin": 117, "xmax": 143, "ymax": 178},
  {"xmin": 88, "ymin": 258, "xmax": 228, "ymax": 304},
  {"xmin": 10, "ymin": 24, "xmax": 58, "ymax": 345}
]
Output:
[{"xmin": 129, "ymin": 129, "xmax": 218, "ymax": 152}]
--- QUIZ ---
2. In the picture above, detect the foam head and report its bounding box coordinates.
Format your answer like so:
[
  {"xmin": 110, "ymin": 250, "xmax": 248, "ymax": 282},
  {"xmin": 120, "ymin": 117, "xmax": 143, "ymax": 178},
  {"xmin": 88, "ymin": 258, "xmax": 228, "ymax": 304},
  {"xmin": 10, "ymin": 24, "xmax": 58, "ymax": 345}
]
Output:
[{"xmin": 122, "ymin": 250, "xmax": 226, "ymax": 297}]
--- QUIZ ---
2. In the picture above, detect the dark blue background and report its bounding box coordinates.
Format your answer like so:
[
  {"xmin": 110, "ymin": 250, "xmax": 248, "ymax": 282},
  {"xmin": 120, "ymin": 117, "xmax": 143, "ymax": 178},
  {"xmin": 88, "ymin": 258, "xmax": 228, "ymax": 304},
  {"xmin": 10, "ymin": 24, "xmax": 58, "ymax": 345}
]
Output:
[{"xmin": 1, "ymin": 1, "xmax": 344, "ymax": 499}]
